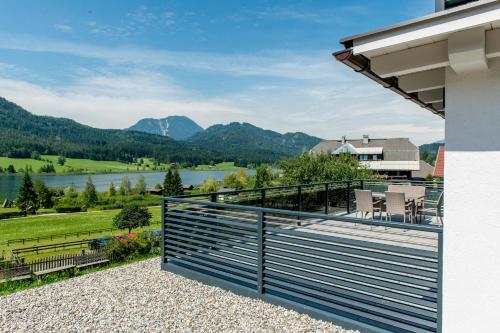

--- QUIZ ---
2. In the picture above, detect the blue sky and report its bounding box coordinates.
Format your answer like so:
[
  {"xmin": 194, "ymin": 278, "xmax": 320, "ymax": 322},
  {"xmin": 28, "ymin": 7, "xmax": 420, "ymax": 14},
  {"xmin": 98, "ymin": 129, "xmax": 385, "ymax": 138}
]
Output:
[{"xmin": 0, "ymin": 0, "xmax": 443, "ymax": 144}]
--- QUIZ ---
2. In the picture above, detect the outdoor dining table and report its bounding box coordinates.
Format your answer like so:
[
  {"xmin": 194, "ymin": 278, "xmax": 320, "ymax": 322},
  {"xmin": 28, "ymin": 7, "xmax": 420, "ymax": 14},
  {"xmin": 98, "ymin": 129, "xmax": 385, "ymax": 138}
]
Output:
[{"xmin": 372, "ymin": 191, "xmax": 426, "ymax": 223}]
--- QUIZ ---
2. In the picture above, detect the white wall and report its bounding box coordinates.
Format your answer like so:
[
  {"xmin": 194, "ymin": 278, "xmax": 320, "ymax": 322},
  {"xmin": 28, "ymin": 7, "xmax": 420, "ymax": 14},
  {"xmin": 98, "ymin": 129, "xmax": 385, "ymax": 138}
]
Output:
[{"xmin": 444, "ymin": 58, "xmax": 500, "ymax": 332}]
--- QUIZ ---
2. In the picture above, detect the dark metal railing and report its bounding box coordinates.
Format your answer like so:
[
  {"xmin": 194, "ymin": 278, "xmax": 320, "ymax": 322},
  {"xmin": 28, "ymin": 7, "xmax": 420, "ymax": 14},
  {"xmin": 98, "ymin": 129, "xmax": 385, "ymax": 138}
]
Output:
[
  {"xmin": 176, "ymin": 179, "xmax": 443, "ymax": 217},
  {"xmin": 162, "ymin": 179, "xmax": 444, "ymax": 333}
]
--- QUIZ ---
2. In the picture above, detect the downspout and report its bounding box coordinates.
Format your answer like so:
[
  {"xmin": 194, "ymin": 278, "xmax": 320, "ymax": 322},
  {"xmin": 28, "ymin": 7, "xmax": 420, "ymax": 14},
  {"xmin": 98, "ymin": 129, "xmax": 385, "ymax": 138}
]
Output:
[{"xmin": 333, "ymin": 49, "xmax": 445, "ymax": 119}]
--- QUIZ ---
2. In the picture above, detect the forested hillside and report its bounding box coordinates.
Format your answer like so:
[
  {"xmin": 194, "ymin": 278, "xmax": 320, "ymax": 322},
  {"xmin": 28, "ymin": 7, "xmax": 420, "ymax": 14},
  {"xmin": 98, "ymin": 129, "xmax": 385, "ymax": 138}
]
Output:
[
  {"xmin": 0, "ymin": 97, "xmax": 211, "ymax": 164},
  {"xmin": 0, "ymin": 98, "xmax": 322, "ymax": 165},
  {"xmin": 187, "ymin": 122, "xmax": 321, "ymax": 165}
]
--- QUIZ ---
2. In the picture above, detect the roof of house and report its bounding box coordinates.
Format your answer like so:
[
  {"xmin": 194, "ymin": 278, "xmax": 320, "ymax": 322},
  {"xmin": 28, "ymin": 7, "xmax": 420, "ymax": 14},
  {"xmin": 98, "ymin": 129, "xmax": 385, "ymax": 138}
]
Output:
[
  {"xmin": 434, "ymin": 146, "xmax": 445, "ymax": 177},
  {"xmin": 412, "ymin": 160, "xmax": 436, "ymax": 179},
  {"xmin": 311, "ymin": 137, "xmax": 419, "ymax": 162},
  {"xmin": 334, "ymin": 0, "xmax": 500, "ymax": 119}
]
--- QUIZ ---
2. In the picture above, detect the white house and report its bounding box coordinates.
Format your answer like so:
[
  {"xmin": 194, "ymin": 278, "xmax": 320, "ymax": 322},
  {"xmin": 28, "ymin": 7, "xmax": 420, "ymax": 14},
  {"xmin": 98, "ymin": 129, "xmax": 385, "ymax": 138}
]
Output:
[{"xmin": 334, "ymin": 0, "xmax": 500, "ymax": 331}]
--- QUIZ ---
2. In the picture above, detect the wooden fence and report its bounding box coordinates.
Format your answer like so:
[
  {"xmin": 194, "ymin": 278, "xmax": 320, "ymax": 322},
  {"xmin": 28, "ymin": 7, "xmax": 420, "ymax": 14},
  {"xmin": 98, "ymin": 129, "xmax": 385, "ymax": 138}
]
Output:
[{"xmin": 1, "ymin": 250, "xmax": 111, "ymax": 281}]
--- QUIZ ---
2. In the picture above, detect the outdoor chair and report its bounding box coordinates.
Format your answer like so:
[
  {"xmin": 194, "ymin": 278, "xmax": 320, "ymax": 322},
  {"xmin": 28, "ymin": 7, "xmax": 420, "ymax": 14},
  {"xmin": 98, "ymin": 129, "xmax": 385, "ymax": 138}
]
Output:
[
  {"xmin": 354, "ymin": 189, "xmax": 382, "ymax": 219},
  {"xmin": 418, "ymin": 192, "xmax": 444, "ymax": 225},
  {"xmin": 406, "ymin": 185, "xmax": 426, "ymax": 212},
  {"xmin": 385, "ymin": 191, "xmax": 414, "ymax": 223}
]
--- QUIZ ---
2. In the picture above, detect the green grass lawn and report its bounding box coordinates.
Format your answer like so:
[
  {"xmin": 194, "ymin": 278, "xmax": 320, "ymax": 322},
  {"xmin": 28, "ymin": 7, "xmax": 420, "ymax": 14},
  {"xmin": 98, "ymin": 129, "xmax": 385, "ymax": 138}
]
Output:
[
  {"xmin": 0, "ymin": 155, "xmax": 171, "ymax": 174},
  {"xmin": 194, "ymin": 162, "xmax": 245, "ymax": 171},
  {"xmin": 0, "ymin": 207, "xmax": 161, "ymax": 260}
]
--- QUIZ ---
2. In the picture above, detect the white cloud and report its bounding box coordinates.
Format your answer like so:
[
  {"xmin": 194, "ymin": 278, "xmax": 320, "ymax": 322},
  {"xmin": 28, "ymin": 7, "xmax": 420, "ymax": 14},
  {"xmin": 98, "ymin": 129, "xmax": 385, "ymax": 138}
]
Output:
[
  {"xmin": 0, "ymin": 33, "xmax": 444, "ymax": 145},
  {"xmin": 0, "ymin": 33, "xmax": 344, "ymax": 81},
  {"xmin": 54, "ymin": 24, "xmax": 73, "ymax": 32}
]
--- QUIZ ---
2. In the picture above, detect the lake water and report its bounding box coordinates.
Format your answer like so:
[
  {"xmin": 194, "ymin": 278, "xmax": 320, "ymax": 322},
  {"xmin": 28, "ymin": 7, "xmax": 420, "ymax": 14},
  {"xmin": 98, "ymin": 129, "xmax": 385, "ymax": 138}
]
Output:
[{"xmin": 0, "ymin": 169, "xmax": 255, "ymax": 200}]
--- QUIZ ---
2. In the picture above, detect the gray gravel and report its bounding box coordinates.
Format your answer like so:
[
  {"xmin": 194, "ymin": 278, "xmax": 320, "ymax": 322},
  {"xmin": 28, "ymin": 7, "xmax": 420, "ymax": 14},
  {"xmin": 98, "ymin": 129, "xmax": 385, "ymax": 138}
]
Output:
[{"xmin": 0, "ymin": 258, "xmax": 357, "ymax": 333}]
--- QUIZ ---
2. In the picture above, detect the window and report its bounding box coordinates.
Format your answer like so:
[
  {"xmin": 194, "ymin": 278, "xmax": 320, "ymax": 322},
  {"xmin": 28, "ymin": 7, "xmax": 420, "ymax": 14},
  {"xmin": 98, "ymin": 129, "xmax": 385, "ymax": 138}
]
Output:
[
  {"xmin": 360, "ymin": 155, "xmax": 368, "ymax": 161},
  {"xmin": 372, "ymin": 154, "xmax": 378, "ymax": 161}
]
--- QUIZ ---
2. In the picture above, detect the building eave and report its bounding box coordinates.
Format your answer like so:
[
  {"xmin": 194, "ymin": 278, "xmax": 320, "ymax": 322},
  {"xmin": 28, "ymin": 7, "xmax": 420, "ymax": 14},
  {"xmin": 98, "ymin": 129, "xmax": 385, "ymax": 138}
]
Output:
[
  {"xmin": 339, "ymin": 0, "xmax": 499, "ymax": 50},
  {"xmin": 333, "ymin": 48, "xmax": 445, "ymax": 118}
]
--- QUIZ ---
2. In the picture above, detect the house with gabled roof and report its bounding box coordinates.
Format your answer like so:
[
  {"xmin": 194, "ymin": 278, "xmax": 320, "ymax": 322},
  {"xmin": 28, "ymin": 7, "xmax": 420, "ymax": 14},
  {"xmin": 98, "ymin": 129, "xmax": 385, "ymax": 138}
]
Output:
[{"xmin": 311, "ymin": 135, "xmax": 420, "ymax": 179}]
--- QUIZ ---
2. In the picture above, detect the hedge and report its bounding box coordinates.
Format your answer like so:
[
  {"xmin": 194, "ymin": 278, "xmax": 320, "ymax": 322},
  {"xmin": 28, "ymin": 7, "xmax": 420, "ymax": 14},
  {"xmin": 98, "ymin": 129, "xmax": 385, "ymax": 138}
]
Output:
[
  {"xmin": 0, "ymin": 211, "xmax": 26, "ymax": 220},
  {"xmin": 54, "ymin": 206, "xmax": 86, "ymax": 213}
]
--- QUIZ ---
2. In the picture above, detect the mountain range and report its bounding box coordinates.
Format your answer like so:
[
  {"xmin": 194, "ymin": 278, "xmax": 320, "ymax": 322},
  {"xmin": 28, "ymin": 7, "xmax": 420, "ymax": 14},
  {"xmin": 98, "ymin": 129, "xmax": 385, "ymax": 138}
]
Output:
[{"xmin": 0, "ymin": 97, "xmax": 321, "ymax": 165}]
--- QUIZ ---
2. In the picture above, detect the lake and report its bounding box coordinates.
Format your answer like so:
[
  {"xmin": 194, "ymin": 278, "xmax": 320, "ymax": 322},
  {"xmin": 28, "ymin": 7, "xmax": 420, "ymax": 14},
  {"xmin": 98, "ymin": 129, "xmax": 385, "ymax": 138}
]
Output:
[{"xmin": 0, "ymin": 169, "xmax": 255, "ymax": 200}]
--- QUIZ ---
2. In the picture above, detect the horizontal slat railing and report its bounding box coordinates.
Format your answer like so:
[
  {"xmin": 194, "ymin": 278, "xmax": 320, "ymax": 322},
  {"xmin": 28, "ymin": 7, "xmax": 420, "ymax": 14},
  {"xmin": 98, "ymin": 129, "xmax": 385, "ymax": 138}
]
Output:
[{"xmin": 163, "ymin": 195, "xmax": 443, "ymax": 333}]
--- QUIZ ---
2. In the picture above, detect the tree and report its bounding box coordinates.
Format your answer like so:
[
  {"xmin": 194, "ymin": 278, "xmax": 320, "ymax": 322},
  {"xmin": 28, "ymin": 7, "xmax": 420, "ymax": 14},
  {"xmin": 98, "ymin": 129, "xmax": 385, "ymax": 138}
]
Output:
[
  {"xmin": 38, "ymin": 164, "xmax": 56, "ymax": 173},
  {"xmin": 16, "ymin": 171, "xmax": 39, "ymax": 215},
  {"xmin": 278, "ymin": 153, "xmax": 373, "ymax": 184},
  {"xmin": 7, "ymin": 164, "xmax": 16, "ymax": 174},
  {"xmin": 119, "ymin": 176, "xmax": 132, "ymax": 196},
  {"xmin": 64, "ymin": 183, "xmax": 78, "ymax": 199},
  {"xmin": 82, "ymin": 177, "xmax": 98, "ymax": 207},
  {"xmin": 254, "ymin": 164, "xmax": 273, "ymax": 188},
  {"xmin": 199, "ymin": 176, "xmax": 220, "ymax": 193},
  {"xmin": 223, "ymin": 169, "xmax": 250, "ymax": 189},
  {"xmin": 108, "ymin": 182, "xmax": 116, "ymax": 197},
  {"xmin": 34, "ymin": 179, "xmax": 54, "ymax": 208},
  {"xmin": 134, "ymin": 175, "xmax": 148, "ymax": 195},
  {"xmin": 57, "ymin": 156, "xmax": 66, "ymax": 166},
  {"xmin": 112, "ymin": 206, "xmax": 152, "ymax": 234},
  {"xmin": 172, "ymin": 169, "xmax": 184, "ymax": 195},
  {"xmin": 163, "ymin": 169, "xmax": 174, "ymax": 196},
  {"xmin": 0, "ymin": 166, "xmax": 3, "ymax": 174}
]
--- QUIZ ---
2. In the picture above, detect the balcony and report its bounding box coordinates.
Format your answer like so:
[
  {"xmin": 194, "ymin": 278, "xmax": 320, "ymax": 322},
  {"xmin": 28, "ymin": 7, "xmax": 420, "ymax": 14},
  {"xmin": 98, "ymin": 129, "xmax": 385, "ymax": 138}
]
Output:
[{"xmin": 162, "ymin": 179, "xmax": 443, "ymax": 333}]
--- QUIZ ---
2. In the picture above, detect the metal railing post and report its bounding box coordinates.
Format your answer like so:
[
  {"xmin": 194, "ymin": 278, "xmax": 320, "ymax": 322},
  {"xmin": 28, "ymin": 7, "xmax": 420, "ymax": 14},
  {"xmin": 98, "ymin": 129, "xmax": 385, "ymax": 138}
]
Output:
[
  {"xmin": 324, "ymin": 183, "xmax": 329, "ymax": 215},
  {"xmin": 210, "ymin": 193, "xmax": 217, "ymax": 203},
  {"xmin": 161, "ymin": 199, "xmax": 167, "ymax": 266},
  {"xmin": 437, "ymin": 230, "xmax": 443, "ymax": 333},
  {"xmin": 360, "ymin": 179, "xmax": 364, "ymax": 190},
  {"xmin": 297, "ymin": 186, "xmax": 302, "ymax": 212},
  {"xmin": 260, "ymin": 189, "xmax": 266, "ymax": 208},
  {"xmin": 346, "ymin": 181, "xmax": 351, "ymax": 214},
  {"xmin": 257, "ymin": 210, "xmax": 264, "ymax": 295}
]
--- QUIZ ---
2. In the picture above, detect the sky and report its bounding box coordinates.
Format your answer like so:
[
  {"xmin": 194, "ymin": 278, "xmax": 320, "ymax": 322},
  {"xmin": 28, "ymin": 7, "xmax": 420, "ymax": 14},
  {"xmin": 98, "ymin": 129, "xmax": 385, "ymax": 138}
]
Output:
[{"xmin": 0, "ymin": 0, "xmax": 443, "ymax": 145}]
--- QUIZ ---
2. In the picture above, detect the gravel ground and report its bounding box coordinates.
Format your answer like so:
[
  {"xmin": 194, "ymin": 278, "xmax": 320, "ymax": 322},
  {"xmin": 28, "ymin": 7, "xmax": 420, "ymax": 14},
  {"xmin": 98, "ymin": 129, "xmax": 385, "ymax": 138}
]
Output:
[{"xmin": 0, "ymin": 258, "xmax": 357, "ymax": 333}]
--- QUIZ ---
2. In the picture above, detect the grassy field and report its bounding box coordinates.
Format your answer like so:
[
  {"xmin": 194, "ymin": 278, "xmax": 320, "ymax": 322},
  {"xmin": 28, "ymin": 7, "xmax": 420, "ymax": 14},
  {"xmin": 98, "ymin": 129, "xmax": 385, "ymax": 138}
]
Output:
[
  {"xmin": 0, "ymin": 207, "xmax": 161, "ymax": 260},
  {"xmin": 0, "ymin": 155, "xmax": 170, "ymax": 174},
  {"xmin": 193, "ymin": 162, "xmax": 245, "ymax": 171}
]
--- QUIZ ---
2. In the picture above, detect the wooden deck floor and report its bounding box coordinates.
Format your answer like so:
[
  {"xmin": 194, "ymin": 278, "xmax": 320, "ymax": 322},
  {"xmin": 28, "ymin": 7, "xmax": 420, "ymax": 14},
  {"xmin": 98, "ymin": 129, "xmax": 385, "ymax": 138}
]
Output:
[{"xmin": 281, "ymin": 212, "xmax": 439, "ymax": 252}]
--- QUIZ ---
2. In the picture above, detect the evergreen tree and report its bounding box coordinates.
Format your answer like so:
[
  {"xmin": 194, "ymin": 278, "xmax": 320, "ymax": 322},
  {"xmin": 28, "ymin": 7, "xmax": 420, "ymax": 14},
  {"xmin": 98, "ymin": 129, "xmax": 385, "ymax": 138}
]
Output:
[
  {"xmin": 119, "ymin": 176, "xmax": 132, "ymax": 196},
  {"xmin": 34, "ymin": 179, "xmax": 54, "ymax": 209},
  {"xmin": 163, "ymin": 169, "xmax": 174, "ymax": 196},
  {"xmin": 134, "ymin": 175, "xmax": 148, "ymax": 195},
  {"xmin": 82, "ymin": 176, "xmax": 98, "ymax": 207},
  {"xmin": 108, "ymin": 182, "xmax": 116, "ymax": 197},
  {"xmin": 172, "ymin": 169, "xmax": 184, "ymax": 195},
  {"xmin": 7, "ymin": 164, "xmax": 16, "ymax": 174},
  {"xmin": 16, "ymin": 171, "xmax": 39, "ymax": 215},
  {"xmin": 57, "ymin": 156, "xmax": 66, "ymax": 166}
]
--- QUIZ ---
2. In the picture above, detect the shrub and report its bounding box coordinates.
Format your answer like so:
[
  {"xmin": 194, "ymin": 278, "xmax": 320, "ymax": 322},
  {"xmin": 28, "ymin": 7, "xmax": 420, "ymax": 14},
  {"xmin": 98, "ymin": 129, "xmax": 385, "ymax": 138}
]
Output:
[
  {"xmin": 0, "ymin": 211, "xmax": 26, "ymax": 219},
  {"xmin": 104, "ymin": 232, "xmax": 158, "ymax": 261},
  {"xmin": 105, "ymin": 239, "xmax": 130, "ymax": 262},
  {"xmin": 54, "ymin": 206, "xmax": 85, "ymax": 213}
]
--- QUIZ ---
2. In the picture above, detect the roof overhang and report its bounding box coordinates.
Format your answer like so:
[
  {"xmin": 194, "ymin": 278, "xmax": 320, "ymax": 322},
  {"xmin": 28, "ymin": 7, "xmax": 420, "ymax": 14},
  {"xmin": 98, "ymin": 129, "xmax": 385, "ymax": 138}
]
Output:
[{"xmin": 334, "ymin": 0, "xmax": 500, "ymax": 119}]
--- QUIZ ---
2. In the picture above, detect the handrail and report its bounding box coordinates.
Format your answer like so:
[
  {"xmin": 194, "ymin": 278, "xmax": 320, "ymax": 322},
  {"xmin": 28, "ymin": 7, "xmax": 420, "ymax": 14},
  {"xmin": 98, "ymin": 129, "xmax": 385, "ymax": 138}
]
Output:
[
  {"xmin": 171, "ymin": 178, "xmax": 444, "ymax": 200},
  {"xmin": 165, "ymin": 196, "xmax": 443, "ymax": 234}
]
